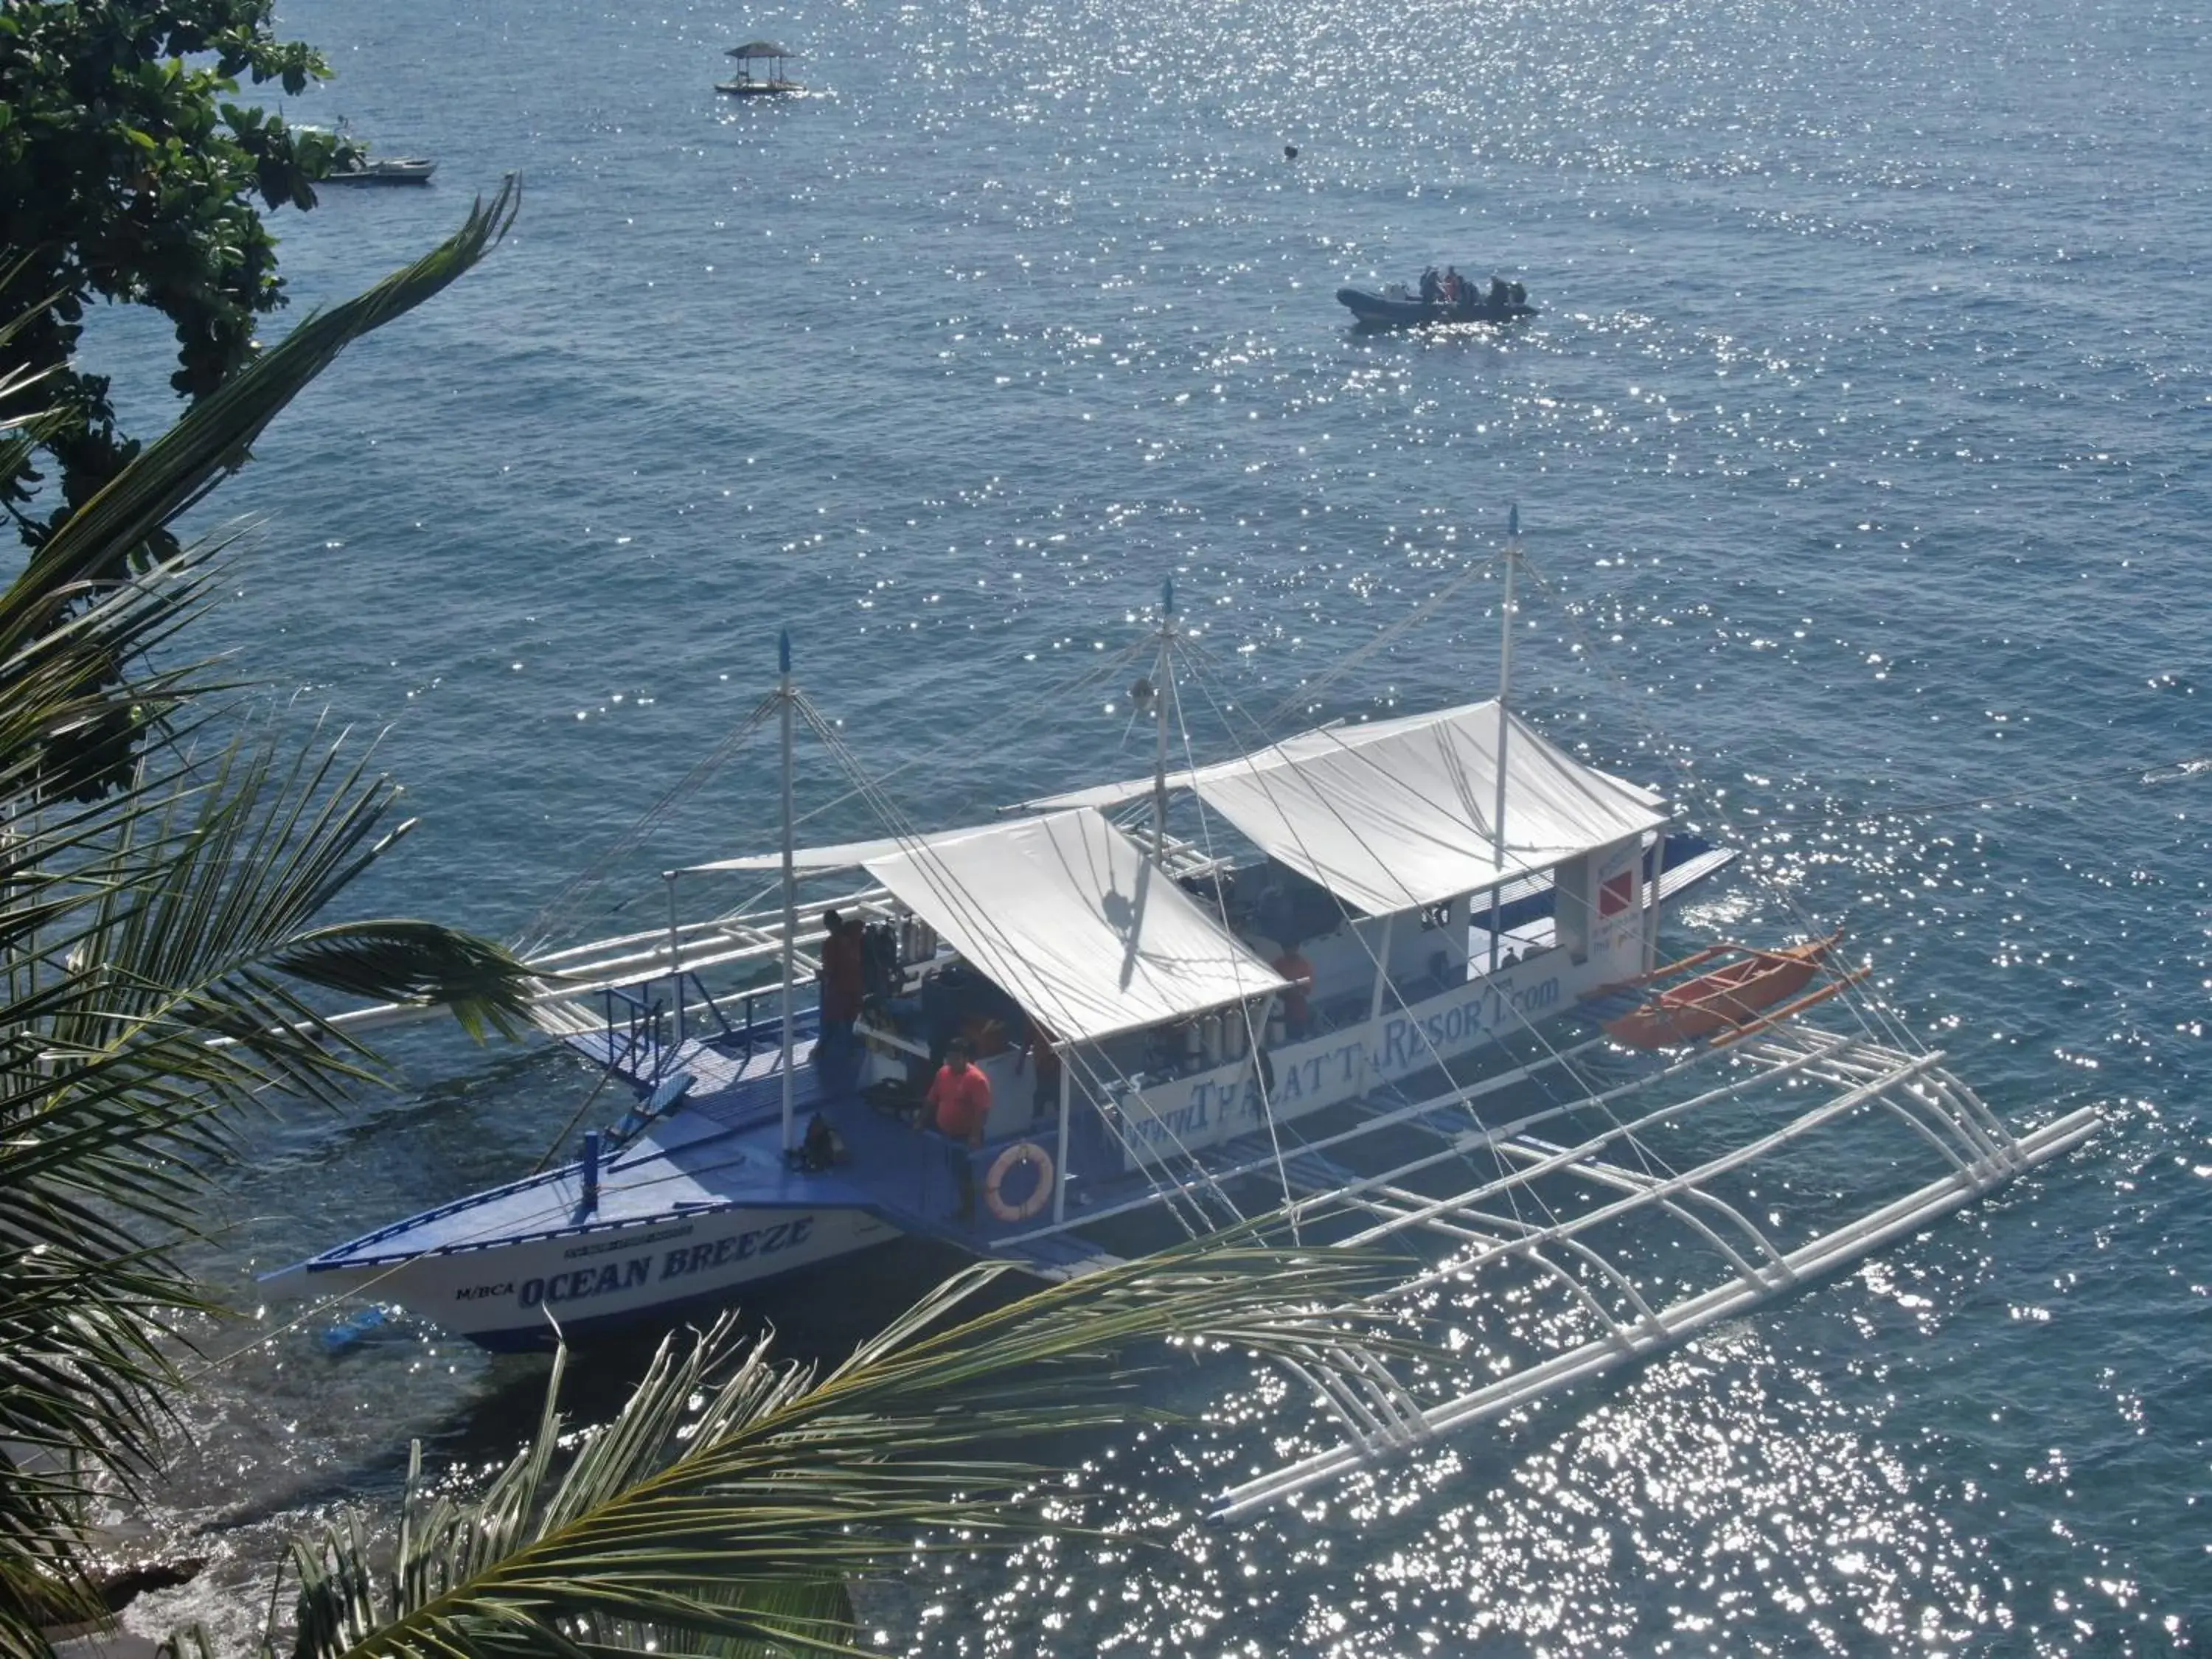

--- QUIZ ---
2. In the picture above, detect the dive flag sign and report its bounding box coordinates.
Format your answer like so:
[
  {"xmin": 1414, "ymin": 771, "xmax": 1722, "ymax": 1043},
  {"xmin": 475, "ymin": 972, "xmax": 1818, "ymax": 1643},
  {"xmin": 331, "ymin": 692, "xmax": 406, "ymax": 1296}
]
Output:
[{"xmin": 1598, "ymin": 869, "xmax": 1637, "ymax": 917}]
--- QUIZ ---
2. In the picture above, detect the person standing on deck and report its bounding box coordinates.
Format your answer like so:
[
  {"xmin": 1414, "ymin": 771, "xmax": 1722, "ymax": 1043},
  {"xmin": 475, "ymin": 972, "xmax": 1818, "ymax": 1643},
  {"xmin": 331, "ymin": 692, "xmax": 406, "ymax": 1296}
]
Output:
[
  {"xmin": 816, "ymin": 909, "xmax": 866, "ymax": 1081},
  {"xmin": 1272, "ymin": 942, "xmax": 1315, "ymax": 1040},
  {"xmin": 925, "ymin": 1037, "xmax": 993, "ymax": 1222},
  {"xmin": 927, "ymin": 1038, "xmax": 992, "ymax": 1144}
]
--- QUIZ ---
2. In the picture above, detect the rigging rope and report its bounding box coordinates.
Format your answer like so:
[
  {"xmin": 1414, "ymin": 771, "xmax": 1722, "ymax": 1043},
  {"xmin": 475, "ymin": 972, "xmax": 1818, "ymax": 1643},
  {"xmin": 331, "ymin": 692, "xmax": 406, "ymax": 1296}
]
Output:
[
  {"xmin": 1259, "ymin": 551, "xmax": 1503, "ymax": 728},
  {"xmin": 509, "ymin": 689, "xmax": 779, "ymax": 957},
  {"xmin": 512, "ymin": 630, "xmax": 1157, "ymax": 961},
  {"xmin": 1160, "ymin": 630, "xmax": 1301, "ymax": 1232}
]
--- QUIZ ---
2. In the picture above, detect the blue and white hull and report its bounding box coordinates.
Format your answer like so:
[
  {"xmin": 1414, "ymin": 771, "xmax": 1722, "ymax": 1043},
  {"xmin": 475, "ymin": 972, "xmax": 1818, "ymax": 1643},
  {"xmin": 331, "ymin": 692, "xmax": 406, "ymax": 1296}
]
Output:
[
  {"xmin": 271, "ymin": 1204, "xmax": 887, "ymax": 1351},
  {"xmin": 263, "ymin": 1096, "xmax": 897, "ymax": 1349}
]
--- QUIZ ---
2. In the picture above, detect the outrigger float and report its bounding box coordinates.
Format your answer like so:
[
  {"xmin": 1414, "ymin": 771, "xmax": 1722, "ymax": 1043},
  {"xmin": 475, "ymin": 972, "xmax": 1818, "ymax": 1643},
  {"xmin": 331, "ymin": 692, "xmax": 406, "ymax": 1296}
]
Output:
[{"xmin": 269, "ymin": 518, "xmax": 2098, "ymax": 1515}]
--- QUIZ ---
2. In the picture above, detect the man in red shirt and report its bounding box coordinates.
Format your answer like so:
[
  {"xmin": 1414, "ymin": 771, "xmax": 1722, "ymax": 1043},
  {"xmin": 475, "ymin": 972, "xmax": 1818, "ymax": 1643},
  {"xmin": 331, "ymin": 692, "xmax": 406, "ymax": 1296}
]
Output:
[
  {"xmin": 815, "ymin": 908, "xmax": 866, "ymax": 1082},
  {"xmin": 925, "ymin": 1038, "xmax": 992, "ymax": 1147},
  {"xmin": 925, "ymin": 1038, "xmax": 992, "ymax": 1224}
]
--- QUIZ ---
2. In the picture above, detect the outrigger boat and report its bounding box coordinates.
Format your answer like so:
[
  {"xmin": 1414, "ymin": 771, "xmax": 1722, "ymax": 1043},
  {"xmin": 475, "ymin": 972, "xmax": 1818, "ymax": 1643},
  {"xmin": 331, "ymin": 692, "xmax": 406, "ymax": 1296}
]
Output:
[
  {"xmin": 302, "ymin": 122, "xmax": 437, "ymax": 185},
  {"xmin": 322, "ymin": 154, "xmax": 437, "ymax": 185},
  {"xmin": 269, "ymin": 518, "xmax": 2098, "ymax": 1517}
]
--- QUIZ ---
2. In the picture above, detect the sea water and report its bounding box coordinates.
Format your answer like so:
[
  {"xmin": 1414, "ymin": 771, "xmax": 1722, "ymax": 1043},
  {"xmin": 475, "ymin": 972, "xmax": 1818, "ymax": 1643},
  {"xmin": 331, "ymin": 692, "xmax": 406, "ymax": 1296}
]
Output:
[{"xmin": 77, "ymin": 0, "xmax": 2211, "ymax": 1648}]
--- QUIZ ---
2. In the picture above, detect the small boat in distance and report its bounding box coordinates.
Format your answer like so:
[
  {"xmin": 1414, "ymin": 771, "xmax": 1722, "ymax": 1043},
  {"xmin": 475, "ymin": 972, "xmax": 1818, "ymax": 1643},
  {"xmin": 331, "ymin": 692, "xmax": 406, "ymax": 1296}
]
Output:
[
  {"xmin": 293, "ymin": 120, "xmax": 435, "ymax": 185},
  {"xmin": 1338, "ymin": 279, "xmax": 1537, "ymax": 329},
  {"xmin": 717, "ymin": 40, "xmax": 804, "ymax": 97},
  {"xmin": 323, "ymin": 152, "xmax": 437, "ymax": 185}
]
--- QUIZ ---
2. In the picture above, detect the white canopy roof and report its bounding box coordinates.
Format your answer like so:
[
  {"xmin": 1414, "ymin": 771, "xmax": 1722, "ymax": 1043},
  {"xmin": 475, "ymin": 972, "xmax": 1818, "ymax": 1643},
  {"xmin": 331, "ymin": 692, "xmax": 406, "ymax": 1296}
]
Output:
[
  {"xmin": 1011, "ymin": 703, "xmax": 1455, "ymax": 814},
  {"xmin": 866, "ymin": 812, "xmax": 1284, "ymax": 1043},
  {"xmin": 1022, "ymin": 700, "xmax": 1669, "ymax": 918},
  {"xmin": 680, "ymin": 821, "xmax": 1001, "ymax": 877},
  {"xmin": 686, "ymin": 812, "xmax": 1287, "ymax": 1044}
]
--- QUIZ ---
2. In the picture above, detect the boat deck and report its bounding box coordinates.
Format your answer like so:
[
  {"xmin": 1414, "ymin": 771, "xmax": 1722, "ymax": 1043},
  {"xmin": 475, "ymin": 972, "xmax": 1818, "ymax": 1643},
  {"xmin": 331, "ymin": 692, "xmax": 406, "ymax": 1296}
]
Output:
[
  {"xmin": 314, "ymin": 1011, "xmax": 1150, "ymax": 1273},
  {"xmin": 476, "ymin": 835, "xmax": 1742, "ymax": 1279},
  {"xmin": 311, "ymin": 831, "xmax": 1756, "ymax": 1285},
  {"xmin": 307, "ymin": 1085, "xmax": 890, "ymax": 1269}
]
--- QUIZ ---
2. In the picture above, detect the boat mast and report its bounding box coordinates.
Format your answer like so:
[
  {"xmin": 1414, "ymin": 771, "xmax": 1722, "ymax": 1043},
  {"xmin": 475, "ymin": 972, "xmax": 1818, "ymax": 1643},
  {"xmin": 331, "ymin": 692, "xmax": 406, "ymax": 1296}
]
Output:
[
  {"xmin": 667, "ymin": 872, "xmax": 684, "ymax": 1058},
  {"xmin": 779, "ymin": 627, "xmax": 799, "ymax": 1155},
  {"xmin": 1152, "ymin": 574, "xmax": 1174, "ymax": 860},
  {"xmin": 1489, "ymin": 507, "xmax": 1518, "ymax": 972}
]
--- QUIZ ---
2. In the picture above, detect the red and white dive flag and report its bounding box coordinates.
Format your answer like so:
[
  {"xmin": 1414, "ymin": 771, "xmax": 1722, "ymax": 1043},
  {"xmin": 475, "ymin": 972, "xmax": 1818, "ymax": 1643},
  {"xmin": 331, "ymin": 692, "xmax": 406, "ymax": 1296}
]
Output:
[{"xmin": 1598, "ymin": 869, "xmax": 1637, "ymax": 917}]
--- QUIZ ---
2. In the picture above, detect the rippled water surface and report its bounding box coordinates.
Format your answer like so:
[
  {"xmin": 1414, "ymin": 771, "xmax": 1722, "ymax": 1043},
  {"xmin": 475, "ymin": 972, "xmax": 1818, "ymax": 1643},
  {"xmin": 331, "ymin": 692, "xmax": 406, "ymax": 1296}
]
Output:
[{"xmin": 86, "ymin": 0, "xmax": 2212, "ymax": 1649}]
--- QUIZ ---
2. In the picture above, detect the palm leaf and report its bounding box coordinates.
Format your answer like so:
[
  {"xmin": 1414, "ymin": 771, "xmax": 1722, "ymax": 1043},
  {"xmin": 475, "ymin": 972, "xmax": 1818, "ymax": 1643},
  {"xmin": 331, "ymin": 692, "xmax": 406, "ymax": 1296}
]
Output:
[
  {"xmin": 0, "ymin": 188, "xmax": 527, "ymax": 1658},
  {"xmin": 279, "ymin": 1231, "xmax": 1409, "ymax": 1659},
  {"xmin": 0, "ymin": 178, "xmax": 521, "ymax": 656},
  {"xmin": 265, "ymin": 921, "xmax": 535, "ymax": 1040}
]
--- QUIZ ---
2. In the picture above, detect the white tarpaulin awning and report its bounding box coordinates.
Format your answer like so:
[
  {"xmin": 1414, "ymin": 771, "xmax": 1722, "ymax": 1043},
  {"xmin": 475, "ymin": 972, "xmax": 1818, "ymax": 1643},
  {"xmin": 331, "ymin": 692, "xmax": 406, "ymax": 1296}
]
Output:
[
  {"xmin": 1009, "ymin": 704, "xmax": 1456, "ymax": 814},
  {"xmin": 1023, "ymin": 700, "xmax": 1666, "ymax": 918},
  {"xmin": 678, "ymin": 822, "xmax": 1002, "ymax": 878},
  {"xmin": 860, "ymin": 811, "xmax": 1287, "ymax": 1044},
  {"xmin": 1190, "ymin": 702, "xmax": 1667, "ymax": 917}
]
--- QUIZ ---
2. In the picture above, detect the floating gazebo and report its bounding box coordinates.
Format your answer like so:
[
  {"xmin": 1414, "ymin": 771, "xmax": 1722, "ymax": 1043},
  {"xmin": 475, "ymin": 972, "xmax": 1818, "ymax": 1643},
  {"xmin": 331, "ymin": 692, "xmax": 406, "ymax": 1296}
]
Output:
[{"xmin": 717, "ymin": 41, "xmax": 803, "ymax": 97}]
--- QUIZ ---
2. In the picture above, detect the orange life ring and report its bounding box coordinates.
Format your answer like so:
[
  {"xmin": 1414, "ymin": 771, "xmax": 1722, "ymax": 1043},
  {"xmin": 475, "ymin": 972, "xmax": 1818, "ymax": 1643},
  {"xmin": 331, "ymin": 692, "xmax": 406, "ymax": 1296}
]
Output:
[{"xmin": 984, "ymin": 1140, "xmax": 1054, "ymax": 1223}]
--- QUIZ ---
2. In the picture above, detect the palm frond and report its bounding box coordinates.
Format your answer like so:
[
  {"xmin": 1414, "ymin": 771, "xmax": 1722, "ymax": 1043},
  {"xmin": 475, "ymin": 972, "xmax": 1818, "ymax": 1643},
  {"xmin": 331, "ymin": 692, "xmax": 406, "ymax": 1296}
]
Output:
[
  {"xmin": 0, "ymin": 188, "xmax": 525, "ymax": 1656},
  {"xmin": 283, "ymin": 1231, "xmax": 1408, "ymax": 1659},
  {"xmin": 0, "ymin": 731, "xmax": 536, "ymax": 1657},
  {"xmin": 0, "ymin": 177, "xmax": 520, "ymax": 658}
]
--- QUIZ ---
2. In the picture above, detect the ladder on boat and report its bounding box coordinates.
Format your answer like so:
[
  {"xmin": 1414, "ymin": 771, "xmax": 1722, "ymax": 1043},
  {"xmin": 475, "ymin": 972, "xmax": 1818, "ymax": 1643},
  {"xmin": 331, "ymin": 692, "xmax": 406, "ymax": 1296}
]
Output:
[{"xmin": 1206, "ymin": 1023, "xmax": 2099, "ymax": 1523}]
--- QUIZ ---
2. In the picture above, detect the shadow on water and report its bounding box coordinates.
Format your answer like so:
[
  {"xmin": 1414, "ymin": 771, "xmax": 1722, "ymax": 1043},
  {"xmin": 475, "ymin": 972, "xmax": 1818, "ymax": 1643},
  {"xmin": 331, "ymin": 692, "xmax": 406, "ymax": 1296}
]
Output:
[{"xmin": 211, "ymin": 1234, "xmax": 1013, "ymax": 1531}]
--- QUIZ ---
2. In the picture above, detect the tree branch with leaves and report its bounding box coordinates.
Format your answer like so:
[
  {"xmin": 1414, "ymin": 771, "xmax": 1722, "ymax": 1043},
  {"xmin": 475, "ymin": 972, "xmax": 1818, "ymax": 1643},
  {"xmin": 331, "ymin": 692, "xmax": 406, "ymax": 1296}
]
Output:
[
  {"xmin": 0, "ymin": 0, "xmax": 369, "ymax": 796},
  {"xmin": 0, "ymin": 182, "xmax": 533, "ymax": 1659}
]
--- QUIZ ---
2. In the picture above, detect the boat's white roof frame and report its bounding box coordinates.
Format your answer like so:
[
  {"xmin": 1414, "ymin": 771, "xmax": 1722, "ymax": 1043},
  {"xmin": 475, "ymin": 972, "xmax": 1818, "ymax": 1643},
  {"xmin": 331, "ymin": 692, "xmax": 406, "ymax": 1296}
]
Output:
[
  {"xmin": 858, "ymin": 810, "xmax": 1290, "ymax": 1043},
  {"xmin": 678, "ymin": 812, "xmax": 1288, "ymax": 1046},
  {"xmin": 697, "ymin": 700, "xmax": 1669, "ymax": 921},
  {"xmin": 678, "ymin": 821, "xmax": 1003, "ymax": 878},
  {"xmin": 1006, "ymin": 702, "xmax": 1461, "ymax": 814},
  {"xmin": 1020, "ymin": 699, "xmax": 1670, "ymax": 918}
]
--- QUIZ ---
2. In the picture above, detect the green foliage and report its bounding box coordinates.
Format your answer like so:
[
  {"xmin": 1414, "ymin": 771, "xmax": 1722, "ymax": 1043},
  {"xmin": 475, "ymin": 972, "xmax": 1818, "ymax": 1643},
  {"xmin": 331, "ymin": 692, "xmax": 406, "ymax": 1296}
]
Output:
[
  {"xmin": 275, "ymin": 1239, "xmax": 1410, "ymax": 1659},
  {"xmin": 0, "ymin": 0, "xmax": 357, "ymax": 791},
  {"xmin": 0, "ymin": 184, "xmax": 532, "ymax": 1659}
]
